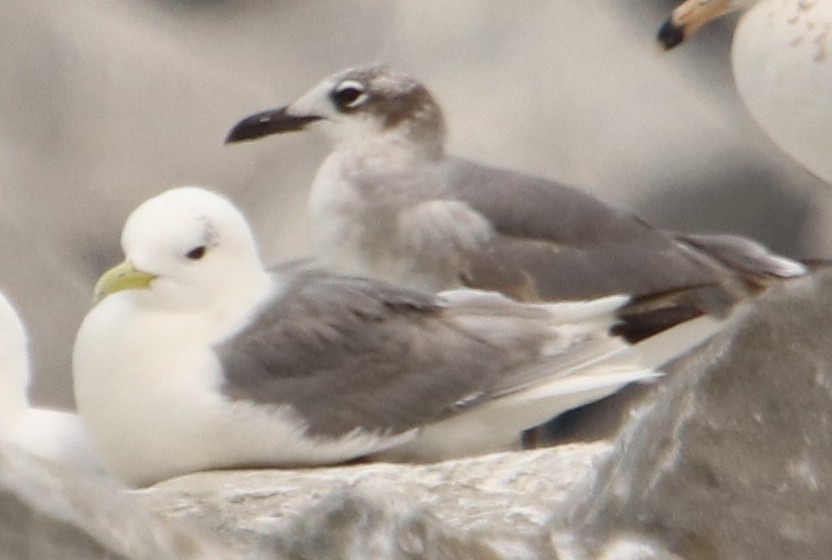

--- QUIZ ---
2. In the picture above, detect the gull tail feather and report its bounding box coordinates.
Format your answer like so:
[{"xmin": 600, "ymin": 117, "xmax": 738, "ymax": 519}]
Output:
[
  {"xmin": 677, "ymin": 233, "xmax": 808, "ymax": 282},
  {"xmin": 438, "ymin": 289, "xmax": 629, "ymax": 323},
  {"xmin": 494, "ymin": 306, "xmax": 729, "ymax": 431}
]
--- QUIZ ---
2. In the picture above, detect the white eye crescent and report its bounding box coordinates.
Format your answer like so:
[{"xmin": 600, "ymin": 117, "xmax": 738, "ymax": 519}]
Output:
[{"xmin": 331, "ymin": 80, "xmax": 368, "ymax": 109}]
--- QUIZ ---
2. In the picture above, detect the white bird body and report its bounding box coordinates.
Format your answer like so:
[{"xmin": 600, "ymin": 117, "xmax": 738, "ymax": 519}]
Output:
[
  {"xmin": 3, "ymin": 408, "xmax": 100, "ymax": 468},
  {"xmin": 74, "ymin": 274, "xmax": 415, "ymax": 484},
  {"xmin": 73, "ymin": 187, "xmax": 714, "ymax": 487},
  {"xmin": 661, "ymin": 0, "xmax": 832, "ymax": 184},
  {"xmin": 733, "ymin": 0, "xmax": 832, "ymax": 183},
  {"xmin": 0, "ymin": 292, "xmax": 102, "ymax": 470},
  {"xmin": 0, "ymin": 294, "xmax": 30, "ymax": 419}
]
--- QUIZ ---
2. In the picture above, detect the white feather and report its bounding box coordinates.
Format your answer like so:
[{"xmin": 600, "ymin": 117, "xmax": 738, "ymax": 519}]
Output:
[{"xmin": 0, "ymin": 292, "xmax": 103, "ymax": 471}]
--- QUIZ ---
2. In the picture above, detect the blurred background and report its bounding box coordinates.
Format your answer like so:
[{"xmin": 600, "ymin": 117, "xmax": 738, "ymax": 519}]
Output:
[{"xmin": 2, "ymin": 0, "xmax": 829, "ymax": 408}]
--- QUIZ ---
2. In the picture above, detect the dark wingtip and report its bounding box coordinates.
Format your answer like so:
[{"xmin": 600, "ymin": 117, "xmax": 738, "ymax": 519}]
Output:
[
  {"xmin": 224, "ymin": 107, "xmax": 322, "ymax": 144},
  {"xmin": 657, "ymin": 18, "xmax": 686, "ymax": 51}
]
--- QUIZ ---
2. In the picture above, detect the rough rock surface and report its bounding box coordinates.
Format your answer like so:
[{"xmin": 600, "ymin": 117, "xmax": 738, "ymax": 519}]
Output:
[
  {"xmin": 0, "ymin": 444, "xmax": 230, "ymax": 560},
  {"xmin": 142, "ymin": 443, "xmax": 609, "ymax": 558},
  {"xmin": 0, "ymin": 440, "xmax": 608, "ymax": 560},
  {"xmin": 558, "ymin": 270, "xmax": 832, "ymax": 559}
]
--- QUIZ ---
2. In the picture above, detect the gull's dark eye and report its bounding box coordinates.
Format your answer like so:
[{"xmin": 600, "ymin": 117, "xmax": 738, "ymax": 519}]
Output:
[
  {"xmin": 185, "ymin": 246, "xmax": 207, "ymax": 260},
  {"xmin": 330, "ymin": 80, "xmax": 367, "ymax": 110}
]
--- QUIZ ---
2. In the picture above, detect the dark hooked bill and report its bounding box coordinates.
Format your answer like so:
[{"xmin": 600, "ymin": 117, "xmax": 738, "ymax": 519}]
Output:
[{"xmin": 225, "ymin": 107, "xmax": 323, "ymax": 143}]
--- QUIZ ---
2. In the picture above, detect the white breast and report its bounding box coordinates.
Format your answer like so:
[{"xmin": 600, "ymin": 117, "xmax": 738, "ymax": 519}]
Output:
[
  {"xmin": 73, "ymin": 294, "xmax": 232, "ymax": 484},
  {"xmin": 307, "ymin": 151, "xmax": 374, "ymax": 277}
]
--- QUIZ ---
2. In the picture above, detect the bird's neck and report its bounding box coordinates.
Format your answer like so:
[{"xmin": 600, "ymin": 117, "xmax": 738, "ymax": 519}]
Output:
[
  {"xmin": 0, "ymin": 361, "xmax": 29, "ymax": 423},
  {"xmin": 331, "ymin": 126, "xmax": 444, "ymax": 169},
  {"xmin": 0, "ymin": 296, "xmax": 30, "ymax": 420},
  {"xmin": 210, "ymin": 270, "xmax": 276, "ymax": 339}
]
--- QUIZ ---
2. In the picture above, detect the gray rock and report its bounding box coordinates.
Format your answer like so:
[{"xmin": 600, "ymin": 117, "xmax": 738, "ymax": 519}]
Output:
[
  {"xmin": 0, "ymin": 439, "xmax": 608, "ymax": 559},
  {"xmin": 263, "ymin": 491, "xmax": 550, "ymax": 560},
  {"xmin": 0, "ymin": 444, "xmax": 231, "ymax": 560},
  {"xmin": 142, "ymin": 443, "xmax": 609, "ymax": 558},
  {"xmin": 557, "ymin": 270, "xmax": 832, "ymax": 559}
]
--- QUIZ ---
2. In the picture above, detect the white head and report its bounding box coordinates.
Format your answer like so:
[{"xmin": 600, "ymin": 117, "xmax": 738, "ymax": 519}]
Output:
[
  {"xmin": 226, "ymin": 65, "xmax": 447, "ymax": 159},
  {"xmin": 0, "ymin": 292, "xmax": 30, "ymax": 418},
  {"xmin": 95, "ymin": 187, "xmax": 271, "ymax": 317}
]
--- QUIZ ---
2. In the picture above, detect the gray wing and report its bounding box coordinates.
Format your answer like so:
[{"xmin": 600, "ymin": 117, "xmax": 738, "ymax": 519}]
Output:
[
  {"xmin": 441, "ymin": 157, "xmax": 743, "ymax": 303},
  {"xmin": 215, "ymin": 265, "xmax": 540, "ymax": 440}
]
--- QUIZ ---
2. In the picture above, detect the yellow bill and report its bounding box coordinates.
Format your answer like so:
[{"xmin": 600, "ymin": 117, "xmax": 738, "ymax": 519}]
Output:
[{"xmin": 93, "ymin": 261, "xmax": 157, "ymax": 302}]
